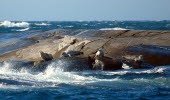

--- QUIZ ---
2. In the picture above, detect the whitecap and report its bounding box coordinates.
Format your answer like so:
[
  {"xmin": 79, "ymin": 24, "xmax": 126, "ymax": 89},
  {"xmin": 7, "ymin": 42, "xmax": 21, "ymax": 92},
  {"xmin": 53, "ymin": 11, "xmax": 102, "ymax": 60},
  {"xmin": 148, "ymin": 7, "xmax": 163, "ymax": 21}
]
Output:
[
  {"xmin": 99, "ymin": 27, "xmax": 128, "ymax": 30},
  {"xmin": 65, "ymin": 26, "xmax": 74, "ymax": 28},
  {"xmin": 0, "ymin": 21, "xmax": 29, "ymax": 27},
  {"xmin": 35, "ymin": 23, "xmax": 51, "ymax": 26},
  {"xmin": 16, "ymin": 28, "xmax": 29, "ymax": 31}
]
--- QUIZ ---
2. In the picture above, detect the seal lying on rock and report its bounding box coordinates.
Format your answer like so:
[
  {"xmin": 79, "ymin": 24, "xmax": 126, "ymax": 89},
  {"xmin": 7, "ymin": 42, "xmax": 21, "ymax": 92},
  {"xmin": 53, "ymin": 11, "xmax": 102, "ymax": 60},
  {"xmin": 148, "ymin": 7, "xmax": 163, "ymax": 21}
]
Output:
[
  {"xmin": 122, "ymin": 55, "xmax": 144, "ymax": 69},
  {"xmin": 92, "ymin": 48, "xmax": 122, "ymax": 70},
  {"xmin": 93, "ymin": 48, "xmax": 105, "ymax": 70},
  {"xmin": 93, "ymin": 59, "xmax": 104, "ymax": 70},
  {"xmin": 95, "ymin": 48, "xmax": 104, "ymax": 57},
  {"xmin": 62, "ymin": 51, "xmax": 84, "ymax": 57},
  {"xmin": 34, "ymin": 51, "xmax": 54, "ymax": 65},
  {"xmin": 122, "ymin": 55, "xmax": 154, "ymax": 69},
  {"xmin": 122, "ymin": 55, "xmax": 143, "ymax": 62},
  {"xmin": 40, "ymin": 51, "xmax": 53, "ymax": 61}
]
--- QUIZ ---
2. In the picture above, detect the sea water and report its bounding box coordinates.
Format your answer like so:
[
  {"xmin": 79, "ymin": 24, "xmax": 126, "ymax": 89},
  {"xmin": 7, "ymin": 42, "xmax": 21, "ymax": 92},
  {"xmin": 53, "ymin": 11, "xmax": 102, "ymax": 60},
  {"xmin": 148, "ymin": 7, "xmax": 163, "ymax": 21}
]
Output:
[{"xmin": 0, "ymin": 20, "xmax": 170, "ymax": 100}]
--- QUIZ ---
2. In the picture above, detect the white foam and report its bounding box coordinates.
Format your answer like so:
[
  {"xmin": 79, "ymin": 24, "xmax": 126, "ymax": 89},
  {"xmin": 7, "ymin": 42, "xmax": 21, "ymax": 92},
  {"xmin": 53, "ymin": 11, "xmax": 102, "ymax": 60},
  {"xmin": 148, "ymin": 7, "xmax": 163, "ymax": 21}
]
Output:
[
  {"xmin": 103, "ymin": 66, "xmax": 170, "ymax": 75},
  {"xmin": 16, "ymin": 28, "xmax": 29, "ymax": 31},
  {"xmin": 40, "ymin": 62, "xmax": 98, "ymax": 83},
  {"xmin": 0, "ymin": 61, "xmax": 98, "ymax": 86},
  {"xmin": 35, "ymin": 23, "xmax": 51, "ymax": 26},
  {"xmin": 0, "ymin": 21, "xmax": 29, "ymax": 27},
  {"xmin": 65, "ymin": 26, "xmax": 74, "ymax": 28},
  {"xmin": 0, "ymin": 61, "xmax": 169, "ymax": 88},
  {"xmin": 122, "ymin": 63, "xmax": 131, "ymax": 69},
  {"xmin": 100, "ymin": 27, "xmax": 128, "ymax": 30}
]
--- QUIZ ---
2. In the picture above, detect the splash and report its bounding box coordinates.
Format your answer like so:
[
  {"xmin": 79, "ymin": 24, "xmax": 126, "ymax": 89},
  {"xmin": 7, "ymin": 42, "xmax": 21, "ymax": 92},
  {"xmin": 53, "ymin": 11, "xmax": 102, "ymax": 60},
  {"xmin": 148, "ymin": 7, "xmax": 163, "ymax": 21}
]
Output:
[
  {"xmin": 0, "ymin": 61, "xmax": 98, "ymax": 86},
  {"xmin": 0, "ymin": 21, "xmax": 29, "ymax": 27},
  {"xmin": 0, "ymin": 60, "xmax": 169, "ymax": 88}
]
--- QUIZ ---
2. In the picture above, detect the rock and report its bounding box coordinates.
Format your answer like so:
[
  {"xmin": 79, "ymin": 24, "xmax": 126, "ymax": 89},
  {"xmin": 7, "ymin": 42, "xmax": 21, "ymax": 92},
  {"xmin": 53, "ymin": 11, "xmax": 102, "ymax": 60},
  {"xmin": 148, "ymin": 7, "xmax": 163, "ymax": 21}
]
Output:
[
  {"xmin": 99, "ymin": 57, "xmax": 122, "ymax": 70},
  {"xmin": 125, "ymin": 45, "xmax": 170, "ymax": 66},
  {"xmin": 1, "ymin": 30, "xmax": 170, "ymax": 70},
  {"xmin": 92, "ymin": 55, "xmax": 122, "ymax": 70}
]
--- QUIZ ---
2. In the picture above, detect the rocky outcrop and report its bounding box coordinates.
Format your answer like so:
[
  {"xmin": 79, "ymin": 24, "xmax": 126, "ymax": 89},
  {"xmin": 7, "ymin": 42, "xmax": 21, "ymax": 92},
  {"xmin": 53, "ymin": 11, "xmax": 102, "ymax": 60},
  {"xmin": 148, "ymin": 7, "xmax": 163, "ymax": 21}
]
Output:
[{"xmin": 0, "ymin": 30, "xmax": 170, "ymax": 70}]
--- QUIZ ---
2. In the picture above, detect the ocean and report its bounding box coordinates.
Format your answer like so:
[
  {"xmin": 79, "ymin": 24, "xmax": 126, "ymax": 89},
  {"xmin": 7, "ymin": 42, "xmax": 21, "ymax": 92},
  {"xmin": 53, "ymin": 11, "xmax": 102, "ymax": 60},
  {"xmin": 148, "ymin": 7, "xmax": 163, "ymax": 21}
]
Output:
[{"xmin": 0, "ymin": 20, "xmax": 170, "ymax": 100}]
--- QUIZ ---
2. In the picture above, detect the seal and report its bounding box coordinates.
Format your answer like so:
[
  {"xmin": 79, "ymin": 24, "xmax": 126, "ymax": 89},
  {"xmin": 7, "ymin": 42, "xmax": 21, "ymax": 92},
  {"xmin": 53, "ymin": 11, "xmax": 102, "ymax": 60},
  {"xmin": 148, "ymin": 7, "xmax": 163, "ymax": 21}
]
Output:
[
  {"xmin": 95, "ymin": 48, "xmax": 104, "ymax": 57},
  {"xmin": 40, "ymin": 51, "xmax": 53, "ymax": 61},
  {"xmin": 62, "ymin": 51, "xmax": 83, "ymax": 57},
  {"xmin": 93, "ymin": 48, "xmax": 105, "ymax": 70},
  {"xmin": 121, "ymin": 55, "xmax": 143, "ymax": 69},
  {"xmin": 122, "ymin": 55, "xmax": 154, "ymax": 69},
  {"xmin": 34, "ymin": 51, "xmax": 53, "ymax": 65},
  {"xmin": 93, "ymin": 59, "xmax": 104, "ymax": 70},
  {"xmin": 122, "ymin": 55, "xmax": 143, "ymax": 62}
]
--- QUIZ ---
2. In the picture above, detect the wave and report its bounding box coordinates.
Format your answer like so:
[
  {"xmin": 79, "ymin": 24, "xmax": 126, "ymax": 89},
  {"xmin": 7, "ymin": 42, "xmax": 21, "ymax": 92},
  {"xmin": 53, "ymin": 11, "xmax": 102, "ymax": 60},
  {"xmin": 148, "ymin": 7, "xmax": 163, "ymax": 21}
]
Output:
[
  {"xmin": 99, "ymin": 27, "xmax": 128, "ymax": 30},
  {"xmin": 0, "ymin": 21, "xmax": 29, "ymax": 27},
  {"xmin": 35, "ymin": 23, "xmax": 51, "ymax": 26},
  {"xmin": 103, "ymin": 66, "xmax": 170, "ymax": 75},
  {"xmin": 0, "ymin": 60, "xmax": 169, "ymax": 87},
  {"xmin": 0, "ymin": 61, "xmax": 98, "ymax": 86},
  {"xmin": 16, "ymin": 28, "xmax": 30, "ymax": 31}
]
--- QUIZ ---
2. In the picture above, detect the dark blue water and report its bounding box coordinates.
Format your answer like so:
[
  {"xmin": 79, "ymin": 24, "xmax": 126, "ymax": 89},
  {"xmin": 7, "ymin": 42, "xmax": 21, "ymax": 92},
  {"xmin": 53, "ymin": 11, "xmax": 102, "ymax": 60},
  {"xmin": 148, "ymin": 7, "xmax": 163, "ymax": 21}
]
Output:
[
  {"xmin": 0, "ymin": 21, "xmax": 170, "ymax": 100},
  {"xmin": 0, "ymin": 20, "xmax": 170, "ymax": 34},
  {"xmin": 0, "ymin": 64, "xmax": 169, "ymax": 100}
]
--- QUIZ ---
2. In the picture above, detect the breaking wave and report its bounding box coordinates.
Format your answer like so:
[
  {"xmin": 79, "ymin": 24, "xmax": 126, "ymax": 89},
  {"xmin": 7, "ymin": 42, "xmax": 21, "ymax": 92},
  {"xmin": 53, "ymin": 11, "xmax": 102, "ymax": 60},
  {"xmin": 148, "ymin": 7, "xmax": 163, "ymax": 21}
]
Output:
[
  {"xmin": 35, "ymin": 23, "xmax": 51, "ymax": 26},
  {"xmin": 0, "ymin": 21, "xmax": 29, "ymax": 27},
  {"xmin": 0, "ymin": 60, "xmax": 170, "ymax": 87}
]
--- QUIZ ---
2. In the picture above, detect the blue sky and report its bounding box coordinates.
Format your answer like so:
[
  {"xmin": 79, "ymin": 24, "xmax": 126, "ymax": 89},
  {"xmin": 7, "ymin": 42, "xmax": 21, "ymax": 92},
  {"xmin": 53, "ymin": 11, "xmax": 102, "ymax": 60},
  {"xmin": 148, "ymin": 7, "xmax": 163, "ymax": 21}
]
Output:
[{"xmin": 0, "ymin": 0, "xmax": 170, "ymax": 21}]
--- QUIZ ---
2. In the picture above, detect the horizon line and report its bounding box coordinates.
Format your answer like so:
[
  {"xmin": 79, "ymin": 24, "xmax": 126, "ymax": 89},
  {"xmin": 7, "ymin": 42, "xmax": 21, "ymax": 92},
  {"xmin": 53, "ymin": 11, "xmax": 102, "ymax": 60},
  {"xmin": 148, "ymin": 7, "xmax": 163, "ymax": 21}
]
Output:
[{"xmin": 0, "ymin": 20, "xmax": 170, "ymax": 22}]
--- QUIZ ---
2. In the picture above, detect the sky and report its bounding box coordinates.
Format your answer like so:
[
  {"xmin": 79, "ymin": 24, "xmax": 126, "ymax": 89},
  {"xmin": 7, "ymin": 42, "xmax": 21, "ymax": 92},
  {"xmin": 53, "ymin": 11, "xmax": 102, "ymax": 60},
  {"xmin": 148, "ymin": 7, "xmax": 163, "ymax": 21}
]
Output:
[{"xmin": 0, "ymin": 0, "xmax": 170, "ymax": 21}]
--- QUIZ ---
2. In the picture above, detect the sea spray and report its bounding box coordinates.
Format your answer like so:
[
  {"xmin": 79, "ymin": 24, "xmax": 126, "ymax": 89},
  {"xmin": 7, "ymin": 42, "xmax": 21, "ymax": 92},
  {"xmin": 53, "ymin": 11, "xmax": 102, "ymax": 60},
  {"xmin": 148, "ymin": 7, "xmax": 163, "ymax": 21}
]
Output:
[
  {"xmin": 0, "ymin": 21, "xmax": 29, "ymax": 27},
  {"xmin": 0, "ymin": 61, "xmax": 169, "ymax": 99}
]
